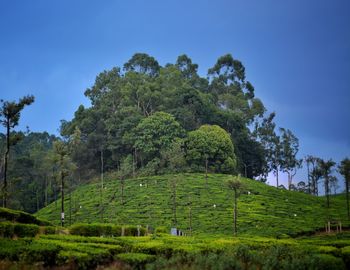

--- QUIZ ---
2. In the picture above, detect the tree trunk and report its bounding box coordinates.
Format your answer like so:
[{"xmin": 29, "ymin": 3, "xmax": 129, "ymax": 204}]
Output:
[
  {"xmin": 100, "ymin": 148, "xmax": 104, "ymax": 221},
  {"xmin": 306, "ymin": 162, "xmax": 311, "ymax": 194},
  {"xmin": 3, "ymin": 117, "xmax": 10, "ymax": 207},
  {"xmin": 172, "ymin": 178, "xmax": 177, "ymax": 227},
  {"xmin": 205, "ymin": 158, "xmax": 208, "ymax": 188},
  {"xmin": 233, "ymin": 189, "xmax": 237, "ymax": 236},
  {"xmin": 276, "ymin": 170, "xmax": 279, "ymax": 188},
  {"xmin": 287, "ymin": 172, "xmax": 292, "ymax": 190},
  {"xmin": 325, "ymin": 176, "xmax": 330, "ymax": 208},
  {"xmin": 121, "ymin": 178, "xmax": 124, "ymax": 205},
  {"xmin": 61, "ymin": 169, "xmax": 64, "ymax": 227},
  {"xmin": 133, "ymin": 148, "xmax": 136, "ymax": 178},
  {"xmin": 346, "ymin": 180, "xmax": 350, "ymax": 220},
  {"xmin": 189, "ymin": 197, "xmax": 192, "ymax": 236},
  {"xmin": 36, "ymin": 190, "xmax": 39, "ymax": 212},
  {"xmin": 69, "ymin": 189, "xmax": 72, "ymax": 226}
]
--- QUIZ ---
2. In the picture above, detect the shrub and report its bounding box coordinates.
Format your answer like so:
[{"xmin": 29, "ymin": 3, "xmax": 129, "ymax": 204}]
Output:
[
  {"xmin": 116, "ymin": 252, "xmax": 155, "ymax": 266},
  {"xmin": 0, "ymin": 222, "xmax": 39, "ymax": 238},
  {"xmin": 0, "ymin": 222, "xmax": 14, "ymax": 238},
  {"xmin": 20, "ymin": 241, "xmax": 61, "ymax": 266},
  {"xmin": 42, "ymin": 226, "xmax": 57, "ymax": 235},
  {"xmin": 14, "ymin": 223, "xmax": 39, "ymax": 237},
  {"xmin": 57, "ymin": 250, "xmax": 91, "ymax": 269},
  {"xmin": 0, "ymin": 207, "xmax": 51, "ymax": 226},
  {"xmin": 154, "ymin": 226, "xmax": 167, "ymax": 234},
  {"xmin": 70, "ymin": 223, "xmax": 123, "ymax": 237},
  {"xmin": 0, "ymin": 238, "xmax": 24, "ymax": 260},
  {"xmin": 313, "ymin": 254, "xmax": 346, "ymax": 270}
]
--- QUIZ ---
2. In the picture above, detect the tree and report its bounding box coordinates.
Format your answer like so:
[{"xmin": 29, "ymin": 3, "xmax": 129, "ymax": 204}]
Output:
[
  {"xmin": 253, "ymin": 112, "xmax": 281, "ymax": 185},
  {"xmin": 227, "ymin": 177, "xmax": 245, "ymax": 236},
  {"xmin": 0, "ymin": 95, "xmax": 34, "ymax": 207},
  {"xmin": 339, "ymin": 158, "xmax": 350, "ymax": 219},
  {"xmin": 186, "ymin": 125, "xmax": 237, "ymax": 183},
  {"xmin": 305, "ymin": 155, "xmax": 321, "ymax": 194},
  {"xmin": 133, "ymin": 112, "xmax": 185, "ymax": 167},
  {"xmin": 52, "ymin": 141, "xmax": 75, "ymax": 226},
  {"xmin": 160, "ymin": 138, "xmax": 187, "ymax": 173},
  {"xmin": 279, "ymin": 128, "xmax": 301, "ymax": 190},
  {"xmin": 119, "ymin": 155, "xmax": 133, "ymax": 204},
  {"xmin": 318, "ymin": 159, "xmax": 336, "ymax": 208},
  {"xmin": 123, "ymin": 53, "xmax": 160, "ymax": 77}
]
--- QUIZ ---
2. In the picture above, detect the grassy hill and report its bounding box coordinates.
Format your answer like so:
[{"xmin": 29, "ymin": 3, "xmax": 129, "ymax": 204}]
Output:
[{"xmin": 36, "ymin": 173, "xmax": 349, "ymax": 237}]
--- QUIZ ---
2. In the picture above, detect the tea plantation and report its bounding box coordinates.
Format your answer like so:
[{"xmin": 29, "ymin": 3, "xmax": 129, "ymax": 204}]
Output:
[
  {"xmin": 36, "ymin": 173, "xmax": 349, "ymax": 237},
  {"xmin": 1, "ymin": 173, "xmax": 350, "ymax": 269}
]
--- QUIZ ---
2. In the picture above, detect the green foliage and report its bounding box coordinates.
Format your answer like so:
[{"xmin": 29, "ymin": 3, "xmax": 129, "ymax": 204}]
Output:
[
  {"xmin": 133, "ymin": 112, "xmax": 185, "ymax": 164},
  {"xmin": 1, "ymin": 233, "xmax": 350, "ymax": 269},
  {"xmin": 70, "ymin": 223, "xmax": 121, "ymax": 237},
  {"xmin": 0, "ymin": 222, "xmax": 14, "ymax": 238},
  {"xmin": 0, "ymin": 222, "xmax": 39, "ymax": 238},
  {"xmin": 154, "ymin": 226, "xmax": 168, "ymax": 234},
  {"xmin": 59, "ymin": 53, "xmax": 276, "ymax": 181},
  {"xmin": 69, "ymin": 223, "xmax": 146, "ymax": 237},
  {"xmin": 13, "ymin": 223, "xmax": 39, "ymax": 238},
  {"xmin": 116, "ymin": 252, "xmax": 155, "ymax": 265},
  {"xmin": 37, "ymin": 173, "xmax": 350, "ymax": 237},
  {"xmin": 0, "ymin": 207, "xmax": 51, "ymax": 225},
  {"xmin": 186, "ymin": 125, "xmax": 237, "ymax": 173}
]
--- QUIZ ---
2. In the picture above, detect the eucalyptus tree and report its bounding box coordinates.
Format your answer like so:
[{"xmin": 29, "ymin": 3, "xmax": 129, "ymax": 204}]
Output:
[
  {"xmin": 52, "ymin": 140, "xmax": 75, "ymax": 226},
  {"xmin": 318, "ymin": 159, "xmax": 336, "ymax": 208},
  {"xmin": 279, "ymin": 128, "xmax": 302, "ymax": 190},
  {"xmin": 253, "ymin": 112, "xmax": 282, "ymax": 185},
  {"xmin": 305, "ymin": 155, "xmax": 321, "ymax": 194},
  {"xmin": 339, "ymin": 158, "xmax": 350, "ymax": 219},
  {"xmin": 0, "ymin": 95, "xmax": 34, "ymax": 207}
]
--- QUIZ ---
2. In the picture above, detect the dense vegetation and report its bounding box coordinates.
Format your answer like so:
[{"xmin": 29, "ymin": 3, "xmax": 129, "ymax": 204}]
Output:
[{"xmin": 1, "ymin": 227, "xmax": 350, "ymax": 269}]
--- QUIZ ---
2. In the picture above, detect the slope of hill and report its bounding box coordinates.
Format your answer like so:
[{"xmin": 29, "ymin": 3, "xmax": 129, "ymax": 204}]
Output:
[
  {"xmin": 0, "ymin": 207, "xmax": 51, "ymax": 226},
  {"xmin": 36, "ymin": 173, "xmax": 349, "ymax": 237}
]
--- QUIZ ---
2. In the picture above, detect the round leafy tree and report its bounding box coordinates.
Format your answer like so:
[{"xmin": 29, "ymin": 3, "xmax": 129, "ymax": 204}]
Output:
[
  {"xmin": 186, "ymin": 124, "xmax": 236, "ymax": 174},
  {"xmin": 133, "ymin": 112, "xmax": 185, "ymax": 162}
]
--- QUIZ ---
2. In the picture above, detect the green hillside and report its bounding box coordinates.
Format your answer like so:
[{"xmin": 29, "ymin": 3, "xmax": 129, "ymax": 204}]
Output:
[{"xmin": 36, "ymin": 173, "xmax": 349, "ymax": 237}]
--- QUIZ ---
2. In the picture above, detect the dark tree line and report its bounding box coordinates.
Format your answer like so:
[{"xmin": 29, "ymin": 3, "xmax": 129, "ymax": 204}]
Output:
[{"xmin": 60, "ymin": 53, "xmax": 301, "ymax": 183}]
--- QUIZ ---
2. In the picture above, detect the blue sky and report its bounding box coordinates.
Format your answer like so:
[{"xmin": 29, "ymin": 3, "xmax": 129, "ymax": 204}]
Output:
[{"xmin": 0, "ymin": 0, "xmax": 349, "ymax": 187}]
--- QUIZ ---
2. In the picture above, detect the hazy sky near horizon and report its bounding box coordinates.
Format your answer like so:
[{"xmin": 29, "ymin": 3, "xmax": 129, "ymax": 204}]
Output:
[{"xmin": 0, "ymin": 0, "xmax": 349, "ymax": 187}]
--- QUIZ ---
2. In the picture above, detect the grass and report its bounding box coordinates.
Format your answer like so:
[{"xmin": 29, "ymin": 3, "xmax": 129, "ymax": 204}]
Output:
[{"xmin": 36, "ymin": 173, "xmax": 350, "ymax": 237}]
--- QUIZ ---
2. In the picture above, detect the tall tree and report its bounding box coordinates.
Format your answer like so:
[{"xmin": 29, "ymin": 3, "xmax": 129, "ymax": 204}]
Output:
[
  {"xmin": 0, "ymin": 95, "xmax": 34, "ymax": 207},
  {"xmin": 227, "ymin": 177, "xmax": 245, "ymax": 236},
  {"xmin": 253, "ymin": 112, "xmax": 281, "ymax": 185},
  {"xmin": 318, "ymin": 159, "xmax": 336, "ymax": 208},
  {"xmin": 123, "ymin": 53, "xmax": 160, "ymax": 77},
  {"xmin": 339, "ymin": 158, "xmax": 350, "ymax": 219},
  {"xmin": 305, "ymin": 155, "xmax": 321, "ymax": 194},
  {"xmin": 52, "ymin": 141, "xmax": 75, "ymax": 226},
  {"xmin": 279, "ymin": 128, "xmax": 301, "ymax": 190}
]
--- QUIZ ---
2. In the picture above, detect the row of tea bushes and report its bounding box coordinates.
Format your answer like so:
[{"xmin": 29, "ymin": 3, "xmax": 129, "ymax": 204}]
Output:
[
  {"xmin": 0, "ymin": 222, "xmax": 56, "ymax": 238},
  {"xmin": 0, "ymin": 207, "xmax": 51, "ymax": 226},
  {"xmin": 69, "ymin": 223, "xmax": 147, "ymax": 237}
]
